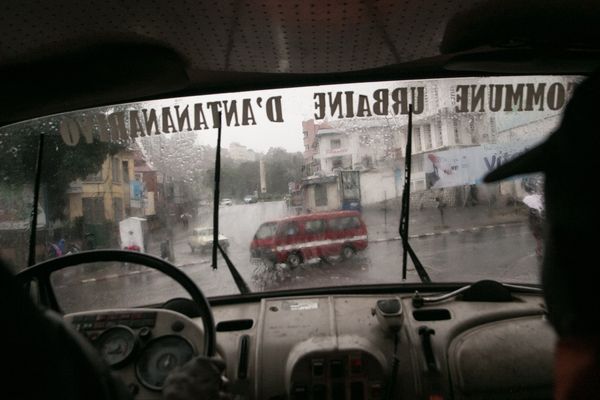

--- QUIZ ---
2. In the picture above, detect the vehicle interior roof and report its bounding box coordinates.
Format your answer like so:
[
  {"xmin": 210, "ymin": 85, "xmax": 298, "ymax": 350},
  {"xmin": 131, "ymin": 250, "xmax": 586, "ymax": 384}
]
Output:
[{"xmin": 1, "ymin": 0, "xmax": 599, "ymax": 126}]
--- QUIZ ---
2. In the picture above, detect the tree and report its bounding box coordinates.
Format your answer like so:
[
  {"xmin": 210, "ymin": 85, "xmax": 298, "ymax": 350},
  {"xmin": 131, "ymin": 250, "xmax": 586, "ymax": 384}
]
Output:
[
  {"xmin": 0, "ymin": 121, "xmax": 124, "ymax": 221},
  {"xmin": 201, "ymin": 147, "xmax": 303, "ymax": 199},
  {"xmin": 264, "ymin": 148, "xmax": 304, "ymax": 195}
]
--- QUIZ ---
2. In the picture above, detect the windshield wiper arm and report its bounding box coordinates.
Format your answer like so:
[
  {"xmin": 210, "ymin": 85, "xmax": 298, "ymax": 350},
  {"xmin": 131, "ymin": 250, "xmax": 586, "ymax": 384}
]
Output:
[
  {"xmin": 211, "ymin": 112, "xmax": 251, "ymax": 294},
  {"xmin": 399, "ymin": 104, "xmax": 431, "ymax": 283}
]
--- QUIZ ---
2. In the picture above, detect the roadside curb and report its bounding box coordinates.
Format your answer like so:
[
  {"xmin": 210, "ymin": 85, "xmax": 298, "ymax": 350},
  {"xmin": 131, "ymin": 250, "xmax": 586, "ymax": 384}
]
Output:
[{"xmin": 368, "ymin": 220, "xmax": 526, "ymax": 243}]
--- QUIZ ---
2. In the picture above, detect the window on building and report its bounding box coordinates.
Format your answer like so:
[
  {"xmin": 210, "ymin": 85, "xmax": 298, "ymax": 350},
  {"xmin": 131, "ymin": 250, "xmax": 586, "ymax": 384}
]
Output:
[
  {"xmin": 330, "ymin": 139, "xmax": 342, "ymax": 149},
  {"xmin": 113, "ymin": 198, "xmax": 124, "ymax": 220},
  {"xmin": 361, "ymin": 156, "xmax": 373, "ymax": 169},
  {"xmin": 489, "ymin": 115, "xmax": 497, "ymax": 141},
  {"xmin": 437, "ymin": 121, "xmax": 443, "ymax": 147},
  {"xmin": 332, "ymin": 157, "xmax": 343, "ymax": 169},
  {"xmin": 82, "ymin": 197, "xmax": 105, "ymax": 224},
  {"xmin": 414, "ymin": 128, "xmax": 422, "ymax": 153},
  {"xmin": 112, "ymin": 158, "xmax": 121, "ymax": 182},
  {"xmin": 315, "ymin": 184, "xmax": 328, "ymax": 207},
  {"xmin": 305, "ymin": 144, "xmax": 310, "ymax": 151},
  {"xmin": 412, "ymin": 155, "xmax": 424, "ymax": 173},
  {"xmin": 122, "ymin": 161, "xmax": 129, "ymax": 183},
  {"xmin": 303, "ymin": 130, "xmax": 309, "ymax": 138},
  {"xmin": 84, "ymin": 169, "xmax": 103, "ymax": 182},
  {"xmin": 422, "ymin": 124, "xmax": 432, "ymax": 149},
  {"xmin": 453, "ymin": 119, "xmax": 460, "ymax": 143}
]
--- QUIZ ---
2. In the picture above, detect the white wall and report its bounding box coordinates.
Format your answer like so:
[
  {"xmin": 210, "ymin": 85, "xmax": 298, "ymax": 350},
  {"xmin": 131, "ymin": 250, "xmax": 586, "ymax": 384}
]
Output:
[{"xmin": 360, "ymin": 169, "xmax": 398, "ymax": 205}]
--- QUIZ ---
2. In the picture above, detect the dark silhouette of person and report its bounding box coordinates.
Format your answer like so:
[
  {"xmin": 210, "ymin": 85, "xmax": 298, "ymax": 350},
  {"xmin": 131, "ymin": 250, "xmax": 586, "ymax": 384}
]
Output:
[
  {"xmin": 484, "ymin": 69, "xmax": 600, "ymax": 400},
  {"xmin": 84, "ymin": 232, "xmax": 97, "ymax": 250}
]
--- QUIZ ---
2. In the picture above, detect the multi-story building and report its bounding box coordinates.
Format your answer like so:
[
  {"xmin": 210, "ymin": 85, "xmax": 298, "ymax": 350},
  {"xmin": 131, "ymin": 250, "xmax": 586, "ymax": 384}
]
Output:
[
  {"xmin": 393, "ymin": 110, "xmax": 496, "ymax": 192},
  {"xmin": 66, "ymin": 150, "xmax": 135, "ymax": 223},
  {"xmin": 314, "ymin": 128, "xmax": 357, "ymax": 174},
  {"xmin": 302, "ymin": 119, "xmax": 331, "ymax": 176}
]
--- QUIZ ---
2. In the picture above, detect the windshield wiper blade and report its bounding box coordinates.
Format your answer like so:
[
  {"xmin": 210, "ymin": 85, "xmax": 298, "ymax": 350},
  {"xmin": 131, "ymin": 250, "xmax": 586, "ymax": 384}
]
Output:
[
  {"xmin": 399, "ymin": 104, "xmax": 431, "ymax": 283},
  {"xmin": 211, "ymin": 111, "xmax": 251, "ymax": 294},
  {"xmin": 28, "ymin": 133, "xmax": 45, "ymax": 267}
]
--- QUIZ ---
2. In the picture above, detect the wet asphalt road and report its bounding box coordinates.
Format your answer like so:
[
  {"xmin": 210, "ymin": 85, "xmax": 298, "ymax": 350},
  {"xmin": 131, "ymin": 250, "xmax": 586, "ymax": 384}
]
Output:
[{"xmin": 52, "ymin": 201, "xmax": 539, "ymax": 313}]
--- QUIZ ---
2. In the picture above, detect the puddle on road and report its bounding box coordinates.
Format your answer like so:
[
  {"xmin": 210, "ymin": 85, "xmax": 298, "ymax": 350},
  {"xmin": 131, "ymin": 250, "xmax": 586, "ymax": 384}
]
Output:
[{"xmin": 250, "ymin": 255, "xmax": 371, "ymax": 291}]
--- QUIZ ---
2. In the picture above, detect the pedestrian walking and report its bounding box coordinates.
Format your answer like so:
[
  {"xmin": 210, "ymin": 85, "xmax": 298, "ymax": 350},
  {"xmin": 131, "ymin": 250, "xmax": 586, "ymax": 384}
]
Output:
[
  {"xmin": 84, "ymin": 232, "xmax": 96, "ymax": 250},
  {"xmin": 523, "ymin": 192, "xmax": 545, "ymax": 259},
  {"xmin": 180, "ymin": 213, "xmax": 191, "ymax": 230},
  {"xmin": 160, "ymin": 239, "xmax": 171, "ymax": 260},
  {"xmin": 436, "ymin": 194, "xmax": 446, "ymax": 226}
]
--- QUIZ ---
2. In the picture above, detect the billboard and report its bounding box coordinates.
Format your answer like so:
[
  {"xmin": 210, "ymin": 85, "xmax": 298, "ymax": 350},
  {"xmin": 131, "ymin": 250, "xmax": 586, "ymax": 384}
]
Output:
[{"xmin": 423, "ymin": 136, "xmax": 543, "ymax": 190}]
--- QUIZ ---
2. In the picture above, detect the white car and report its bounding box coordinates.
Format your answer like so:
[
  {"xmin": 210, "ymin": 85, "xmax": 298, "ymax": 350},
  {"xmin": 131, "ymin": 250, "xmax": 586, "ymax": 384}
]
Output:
[
  {"xmin": 188, "ymin": 227, "xmax": 229, "ymax": 253},
  {"xmin": 243, "ymin": 195, "xmax": 258, "ymax": 204},
  {"xmin": 219, "ymin": 198, "xmax": 233, "ymax": 206}
]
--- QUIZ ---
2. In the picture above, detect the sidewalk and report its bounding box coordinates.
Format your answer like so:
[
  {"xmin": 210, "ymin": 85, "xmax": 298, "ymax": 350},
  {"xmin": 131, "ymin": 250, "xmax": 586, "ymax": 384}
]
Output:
[{"xmin": 362, "ymin": 203, "xmax": 528, "ymax": 242}]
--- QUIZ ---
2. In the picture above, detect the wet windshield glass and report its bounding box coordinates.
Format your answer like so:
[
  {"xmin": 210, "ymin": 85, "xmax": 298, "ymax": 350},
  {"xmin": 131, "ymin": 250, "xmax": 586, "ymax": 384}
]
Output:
[{"xmin": 0, "ymin": 75, "xmax": 579, "ymax": 310}]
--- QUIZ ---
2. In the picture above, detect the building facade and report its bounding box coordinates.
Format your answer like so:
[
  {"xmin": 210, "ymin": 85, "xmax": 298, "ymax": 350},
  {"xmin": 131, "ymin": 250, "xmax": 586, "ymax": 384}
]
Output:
[{"xmin": 67, "ymin": 150, "xmax": 135, "ymax": 224}]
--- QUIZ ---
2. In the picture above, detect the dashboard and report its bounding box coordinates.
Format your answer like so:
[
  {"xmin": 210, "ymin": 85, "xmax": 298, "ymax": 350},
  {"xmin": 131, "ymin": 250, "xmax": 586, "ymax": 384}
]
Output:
[{"xmin": 67, "ymin": 291, "xmax": 555, "ymax": 400}]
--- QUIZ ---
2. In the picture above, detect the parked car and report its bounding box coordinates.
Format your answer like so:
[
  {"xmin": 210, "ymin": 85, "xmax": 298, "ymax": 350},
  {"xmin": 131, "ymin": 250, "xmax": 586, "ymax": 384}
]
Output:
[
  {"xmin": 250, "ymin": 210, "xmax": 368, "ymax": 267},
  {"xmin": 243, "ymin": 194, "xmax": 258, "ymax": 204},
  {"xmin": 219, "ymin": 198, "xmax": 233, "ymax": 206},
  {"xmin": 188, "ymin": 227, "xmax": 229, "ymax": 253}
]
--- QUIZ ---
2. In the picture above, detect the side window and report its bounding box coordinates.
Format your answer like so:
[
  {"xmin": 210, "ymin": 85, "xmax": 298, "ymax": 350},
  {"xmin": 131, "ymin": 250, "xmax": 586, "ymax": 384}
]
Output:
[
  {"xmin": 279, "ymin": 222, "xmax": 299, "ymax": 236},
  {"xmin": 328, "ymin": 217, "xmax": 360, "ymax": 231},
  {"xmin": 349, "ymin": 217, "xmax": 361, "ymax": 229},
  {"xmin": 328, "ymin": 217, "xmax": 344, "ymax": 231},
  {"xmin": 304, "ymin": 219, "xmax": 325, "ymax": 234}
]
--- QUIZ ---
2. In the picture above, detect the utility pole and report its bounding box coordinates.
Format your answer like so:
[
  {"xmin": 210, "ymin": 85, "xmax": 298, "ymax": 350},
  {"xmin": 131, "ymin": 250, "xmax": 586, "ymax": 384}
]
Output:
[
  {"xmin": 259, "ymin": 158, "xmax": 267, "ymax": 194},
  {"xmin": 384, "ymin": 191, "xmax": 388, "ymax": 232}
]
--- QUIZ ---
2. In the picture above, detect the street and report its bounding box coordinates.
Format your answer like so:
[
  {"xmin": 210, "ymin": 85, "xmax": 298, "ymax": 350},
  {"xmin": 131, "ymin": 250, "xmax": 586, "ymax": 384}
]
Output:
[{"xmin": 52, "ymin": 201, "xmax": 540, "ymax": 313}]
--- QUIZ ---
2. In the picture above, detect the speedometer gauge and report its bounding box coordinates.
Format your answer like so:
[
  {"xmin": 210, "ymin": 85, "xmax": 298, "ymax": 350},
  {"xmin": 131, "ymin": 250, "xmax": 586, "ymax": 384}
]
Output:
[
  {"xmin": 95, "ymin": 326, "xmax": 137, "ymax": 368},
  {"xmin": 135, "ymin": 335, "xmax": 195, "ymax": 390}
]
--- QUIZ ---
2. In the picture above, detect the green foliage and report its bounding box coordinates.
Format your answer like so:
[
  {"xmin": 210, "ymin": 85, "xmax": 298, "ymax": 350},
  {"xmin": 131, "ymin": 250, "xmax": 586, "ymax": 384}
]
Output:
[
  {"xmin": 0, "ymin": 122, "xmax": 125, "ymax": 221},
  {"xmin": 202, "ymin": 147, "xmax": 303, "ymax": 200},
  {"xmin": 264, "ymin": 148, "xmax": 304, "ymax": 194}
]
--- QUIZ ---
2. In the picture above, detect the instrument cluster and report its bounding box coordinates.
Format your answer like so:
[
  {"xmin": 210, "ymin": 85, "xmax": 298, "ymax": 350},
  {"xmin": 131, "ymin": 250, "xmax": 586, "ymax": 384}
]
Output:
[{"xmin": 70, "ymin": 310, "xmax": 197, "ymax": 392}]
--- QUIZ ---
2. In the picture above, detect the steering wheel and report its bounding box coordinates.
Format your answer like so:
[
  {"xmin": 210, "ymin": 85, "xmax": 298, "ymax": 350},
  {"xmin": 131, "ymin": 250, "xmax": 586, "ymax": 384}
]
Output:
[{"xmin": 16, "ymin": 249, "xmax": 216, "ymax": 357}]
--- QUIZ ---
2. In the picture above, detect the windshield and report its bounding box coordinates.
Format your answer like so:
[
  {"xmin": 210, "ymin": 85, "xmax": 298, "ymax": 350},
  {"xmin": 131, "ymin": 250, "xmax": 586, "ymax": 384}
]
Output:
[{"xmin": 0, "ymin": 75, "xmax": 580, "ymax": 310}]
